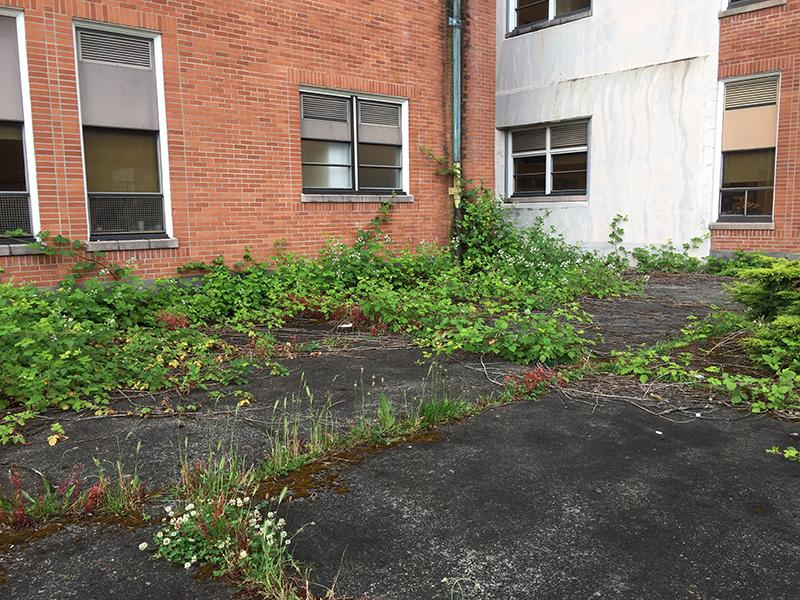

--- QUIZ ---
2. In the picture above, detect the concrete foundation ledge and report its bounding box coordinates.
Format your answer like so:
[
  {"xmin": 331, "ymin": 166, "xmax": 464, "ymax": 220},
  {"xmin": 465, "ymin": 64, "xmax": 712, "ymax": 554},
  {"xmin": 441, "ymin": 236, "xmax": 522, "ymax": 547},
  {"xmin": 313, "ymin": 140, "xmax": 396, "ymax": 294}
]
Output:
[
  {"xmin": 301, "ymin": 194, "xmax": 414, "ymax": 204},
  {"xmin": 0, "ymin": 243, "xmax": 44, "ymax": 256},
  {"xmin": 720, "ymin": 0, "xmax": 786, "ymax": 18},
  {"xmin": 709, "ymin": 222, "xmax": 774, "ymax": 231},
  {"xmin": 712, "ymin": 249, "xmax": 799, "ymax": 260},
  {"xmin": 86, "ymin": 238, "xmax": 179, "ymax": 253}
]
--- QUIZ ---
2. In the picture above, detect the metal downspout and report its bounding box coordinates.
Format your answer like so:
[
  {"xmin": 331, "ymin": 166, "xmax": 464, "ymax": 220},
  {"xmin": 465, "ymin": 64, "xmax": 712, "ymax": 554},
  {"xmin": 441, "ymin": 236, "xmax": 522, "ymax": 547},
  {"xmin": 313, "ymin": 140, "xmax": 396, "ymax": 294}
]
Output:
[
  {"xmin": 449, "ymin": 0, "xmax": 463, "ymax": 210},
  {"xmin": 450, "ymin": 0, "xmax": 462, "ymax": 164}
]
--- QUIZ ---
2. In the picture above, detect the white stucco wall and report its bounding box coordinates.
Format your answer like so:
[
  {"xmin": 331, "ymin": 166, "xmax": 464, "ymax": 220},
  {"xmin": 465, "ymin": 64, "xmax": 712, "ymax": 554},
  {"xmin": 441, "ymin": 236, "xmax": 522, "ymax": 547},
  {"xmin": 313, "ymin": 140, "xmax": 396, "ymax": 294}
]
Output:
[{"xmin": 495, "ymin": 0, "xmax": 722, "ymax": 253}]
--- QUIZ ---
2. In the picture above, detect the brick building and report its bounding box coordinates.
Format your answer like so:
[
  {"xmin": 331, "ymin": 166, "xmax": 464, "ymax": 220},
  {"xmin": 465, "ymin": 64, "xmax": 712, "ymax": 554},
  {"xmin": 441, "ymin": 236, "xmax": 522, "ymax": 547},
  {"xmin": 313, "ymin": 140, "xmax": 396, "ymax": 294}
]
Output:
[
  {"xmin": 0, "ymin": 1, "xmax": 495, "ymax": 285},
  {"xmin": 712, "ymin": 0, "xmax": 800, "ymax": 254}
]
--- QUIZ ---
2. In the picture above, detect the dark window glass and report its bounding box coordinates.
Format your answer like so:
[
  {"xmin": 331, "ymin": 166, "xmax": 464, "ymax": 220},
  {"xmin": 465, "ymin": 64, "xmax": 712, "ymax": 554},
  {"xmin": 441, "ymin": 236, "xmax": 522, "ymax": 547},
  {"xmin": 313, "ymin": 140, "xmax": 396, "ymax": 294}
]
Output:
[
  {"xmin": 301, "ymin": 140, "xmax": 352, "ymax": 190},
  {"xmin": 555, "ymin": 0, "xmax": 591, "ymax": 17},
  {"xmin": 514, "ymin": 155, "xmax": 546, "ymax": 194},
  {"xmin": 83, "ymin": 127, "xmax": 160, "ymax": 193},
  {"xmin": 552, "ymin": 152, "xmax": 588, "ymax": 193},
  {"xmin": 722, "ymin": 149, "xmax": 775, "ymax": 188},
  {"xmin": 720, "ymin": 149, "xmax": 775, "ymax": 219},
  {"xmin": 517, "ymin": 0, "xmax": 549, "ymax": 27},
  {"xmin": 720, "ymin": 190, "xmax": 746, "ymax": 216},
  {"xmin": 0, "ymin": 122, "xmax": 26, "ymax": 192},
  {"xmin": 358, "ymin": 143, "xmax": 402, "ymax": 190},
  {"xmin": 746, "ymin": 189, "xmax": 773, "ymax": 216},
  {"xmin": 358, "ymin": 167, "xmax": 402, "ymax": 190},
  {"xmin": 301, "ymin": 140, "xmax": 351, "ymax": 166},
  {"xmin": 302, "ymin": 165, "xmax": 352, "ymax": 189},
  {"xmin": 358, "ymin": 144, "xmax": 401, "ymax": 168}
]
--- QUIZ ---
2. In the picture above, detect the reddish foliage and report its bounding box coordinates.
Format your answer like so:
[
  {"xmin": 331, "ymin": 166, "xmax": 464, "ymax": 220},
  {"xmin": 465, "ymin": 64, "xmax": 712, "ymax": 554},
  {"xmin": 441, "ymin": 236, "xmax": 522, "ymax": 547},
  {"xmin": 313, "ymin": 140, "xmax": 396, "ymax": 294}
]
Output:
[
  {"xmin": 83, "ymin": 481, "xmax": 105, "ymax": 513},
  {"xmin": 504, "ymin": 365, "xmax": 562, "ymax": 401},
  {"xmin": 331, "ymin": 304, "xmax": 387, "ymax": 334},
  {"xmin": 57, "ymin": 465, "xmax": 84, "ymax": 497},
  {"xmin": 156, "ymin": 310, "xmax": 190, "ymax": 330},
  {"xmin": 4, "ymin": 468, "xmax": 33, "ymax": 528}
]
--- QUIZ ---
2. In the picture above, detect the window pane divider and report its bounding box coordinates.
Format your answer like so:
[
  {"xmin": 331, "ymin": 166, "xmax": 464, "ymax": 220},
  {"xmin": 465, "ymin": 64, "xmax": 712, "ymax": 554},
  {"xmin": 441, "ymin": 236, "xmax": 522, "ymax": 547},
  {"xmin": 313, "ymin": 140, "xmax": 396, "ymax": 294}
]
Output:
[
  {"xmin": 351, "ymin": 97, "xmax": 359, "ymax": 192},
  {"xmin": 545, "ymin": 127, "xmax": 553, "ymax": 195},
  {"xmin": 550, "ymin": 145, "xmax": 588, "ymax": 154}
]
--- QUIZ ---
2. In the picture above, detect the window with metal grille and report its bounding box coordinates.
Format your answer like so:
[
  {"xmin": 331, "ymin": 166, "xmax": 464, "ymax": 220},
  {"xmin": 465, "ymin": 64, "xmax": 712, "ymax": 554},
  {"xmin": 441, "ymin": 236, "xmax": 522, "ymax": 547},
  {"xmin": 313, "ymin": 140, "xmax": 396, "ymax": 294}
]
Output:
[
  {"xmin": 300, "ymin": 91, "xmax": 405, "ymax": 193},
  {"xmin": 0, "ymin": 15, "xmax": 32, "ymax": 239},
  {"xmin": 508, "ymin": 119, "xmax": 589, "ymax": 198},
  {"xmin": 719, "ymin": 76, "xmax": 779, "ymax": 222},
  {"xmin": 76, "ymin": 25, "xmax": 166, "ymax": 239},
  {"xmin": 514, "ymin": 0, "xmax": 591, "ymax": 32}
]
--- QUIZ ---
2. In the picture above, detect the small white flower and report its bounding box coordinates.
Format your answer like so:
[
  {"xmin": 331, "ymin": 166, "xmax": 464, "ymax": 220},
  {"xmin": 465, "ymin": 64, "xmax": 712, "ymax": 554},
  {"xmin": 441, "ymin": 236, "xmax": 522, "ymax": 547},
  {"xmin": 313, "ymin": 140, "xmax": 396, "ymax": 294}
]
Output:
[
  {"xmin": 170, "ymin": 531, "xmax": 178, "ymax": 537},
  {"xmin": 243, "ymin": 497, "xmax": 250, "ymax": 503},
  {"xmin": 162, "ymin": 538, "xmax": 171, "ymax": 546},
  {"xmin": 267, "ymin": 512, "xmax": 275, "ymax": 519},
  {"xmin": 138, "ymin": 542, "xmax": 148, "ymax": 551},
  {"xmin": 184, "ymin": 562, "xmax": 191, "ymax": 570},
  {"xmin": 285, "ymin": 539, "xmax": 291, "ymax": 546},
  {"xmin": 156, "ymin": 531, "xmax": 164, "ymax": 538},
  {"xmin": 185, "ymin": 503, "xmax": 195, "ymax": 511},
  {"xmin": 239, "ymin": 550, "xmax": 248, "ymax": 559},
  {"xmin": 236, "ymin": 498, "xmax": 243, "ymax": 507},
  {"xmin": 191, "ymin": 556, "xmax": 197, "ymax": 563},
  {"xmin": 190, "ymin": 510, "xmax": 197, "ymax": 517}
]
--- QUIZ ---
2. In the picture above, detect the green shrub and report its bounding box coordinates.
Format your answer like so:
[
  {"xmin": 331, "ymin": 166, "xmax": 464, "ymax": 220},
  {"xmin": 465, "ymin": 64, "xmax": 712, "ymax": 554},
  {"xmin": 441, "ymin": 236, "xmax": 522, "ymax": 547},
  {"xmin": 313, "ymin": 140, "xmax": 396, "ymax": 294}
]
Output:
[
  {"xmin": 730, "ymin": 259, "xmax": 800, "ymax": 321},
  {"xmin": 0, "ymin": 178, "xmax": 635, "ymax": 443},
  {"xmin": 631, "ymin": 240, "xmax": 706, "ymax": 273}
]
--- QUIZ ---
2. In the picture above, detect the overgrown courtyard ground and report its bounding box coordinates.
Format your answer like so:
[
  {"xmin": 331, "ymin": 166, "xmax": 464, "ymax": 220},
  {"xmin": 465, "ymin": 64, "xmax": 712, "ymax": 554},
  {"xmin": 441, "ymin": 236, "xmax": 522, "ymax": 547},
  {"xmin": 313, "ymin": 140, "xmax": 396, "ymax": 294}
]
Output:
[{"xmin": 1, "ymin": 273, "xmax": 798, "ymax": 599}]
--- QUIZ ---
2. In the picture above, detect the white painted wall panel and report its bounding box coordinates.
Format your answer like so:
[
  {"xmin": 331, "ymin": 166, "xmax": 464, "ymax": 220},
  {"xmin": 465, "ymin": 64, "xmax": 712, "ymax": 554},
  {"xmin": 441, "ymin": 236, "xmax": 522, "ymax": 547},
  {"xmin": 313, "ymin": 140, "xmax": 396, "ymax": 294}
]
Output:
[{"xmin": 496, "ymin": 0, "xmax": 721, "ymax": 253}]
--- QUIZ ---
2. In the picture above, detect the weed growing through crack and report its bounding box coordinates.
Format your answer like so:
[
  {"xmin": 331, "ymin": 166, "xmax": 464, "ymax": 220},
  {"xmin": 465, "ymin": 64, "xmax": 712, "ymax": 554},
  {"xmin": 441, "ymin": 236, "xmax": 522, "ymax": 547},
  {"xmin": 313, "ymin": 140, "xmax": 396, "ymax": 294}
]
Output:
[
  {"xmin": 767, "ymin": 446, "xmax": 799, "ymax": 464},
  {"xmin": 157, "ymin": 449, "xmax": 313, "ymax": 598},
  {"xmin": 0, "ymin": 448, "xmax": 146, "ymax": 529}
]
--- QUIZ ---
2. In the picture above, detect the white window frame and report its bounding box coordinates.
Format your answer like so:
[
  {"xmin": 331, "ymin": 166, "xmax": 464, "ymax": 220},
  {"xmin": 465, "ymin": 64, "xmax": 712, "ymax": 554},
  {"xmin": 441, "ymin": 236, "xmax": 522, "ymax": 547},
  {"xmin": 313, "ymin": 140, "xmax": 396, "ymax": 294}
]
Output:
[
  {"xmin": 299, "ymin": 86, "xmax": 410, "ymax": 196},
  {"xmin": 1, "ymin": 7, "xmax": 40, "ymax": 235},
  {"xmin": 507, "ymin": 0, "xmax": 591, "ymax": 33},
  {"xmin": 506, "ymin": 120, "xmax": 590, "ymax": 200},
  {"xmin": 714, "ymin": 72, "xmax": 781, "ymax": 223},
  {"xmin": 72, "ymin": 19, "xmax": 173, "ymax": 240}
]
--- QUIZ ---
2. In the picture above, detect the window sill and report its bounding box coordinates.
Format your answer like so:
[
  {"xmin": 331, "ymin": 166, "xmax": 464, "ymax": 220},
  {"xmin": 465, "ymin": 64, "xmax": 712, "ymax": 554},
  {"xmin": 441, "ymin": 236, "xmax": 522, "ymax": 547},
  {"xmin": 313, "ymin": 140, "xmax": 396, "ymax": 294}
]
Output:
[
  {"xmin": 506, "ymin": 195, "xmax": 588, "ymax": 207},
  {"xmin": 0, "ymin": 242, "xmax": 44, "ymax": 257},
  {"xmin": 720, "ymin": 0, "xmax": 786, "ymax": 18},
  {"xmin": 301, "ymin": 193, "xmax": 414, "ymax": 204},
  {"xmin": 709, "ymin": 222, "xmax": 774, "ymax": 231},
  {"xmin": 86, "ymin": 238, "xmax": 179, "ymax": 252},
  {"xmin": 506, "ymin": 9, "xmax": 592, "ymax": 38}
]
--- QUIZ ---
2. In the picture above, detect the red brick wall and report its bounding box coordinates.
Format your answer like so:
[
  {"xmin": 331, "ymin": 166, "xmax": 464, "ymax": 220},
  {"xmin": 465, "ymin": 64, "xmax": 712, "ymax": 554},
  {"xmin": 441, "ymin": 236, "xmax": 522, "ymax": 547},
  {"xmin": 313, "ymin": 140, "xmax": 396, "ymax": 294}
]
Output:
[
  {"xmin": 714, "ymin": 0, "xmax": 800, "ymax": 254},
  {"xmin": 0, "ymin": 0, "xmax": 495, "ymax": 285}
]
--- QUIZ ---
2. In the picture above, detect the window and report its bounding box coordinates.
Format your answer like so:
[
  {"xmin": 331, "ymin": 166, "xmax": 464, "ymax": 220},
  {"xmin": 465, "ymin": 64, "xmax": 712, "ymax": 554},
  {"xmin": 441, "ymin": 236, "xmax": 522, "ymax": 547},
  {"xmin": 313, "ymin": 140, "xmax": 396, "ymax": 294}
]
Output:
[
  {"xmin": 76, "ymin": 26, "xmax": 167, "ymax": 239},
  {"xmin": 514, "ymin": 0, "xmax": 591, "ymax": 31},
  {"xmin": 508, "ymin": 120, "xmax": 589, "ymax": 198},
  {"xmin": 300, "ymin": 92, "xmax": 405, "ymax": 194},
  {"xmin": 719, "ymin": 76, "xmax": 779, "ymax": 222},
  {"xmin": 0, "ymin": 14, "xmax": 33, "ymax": 238}
]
